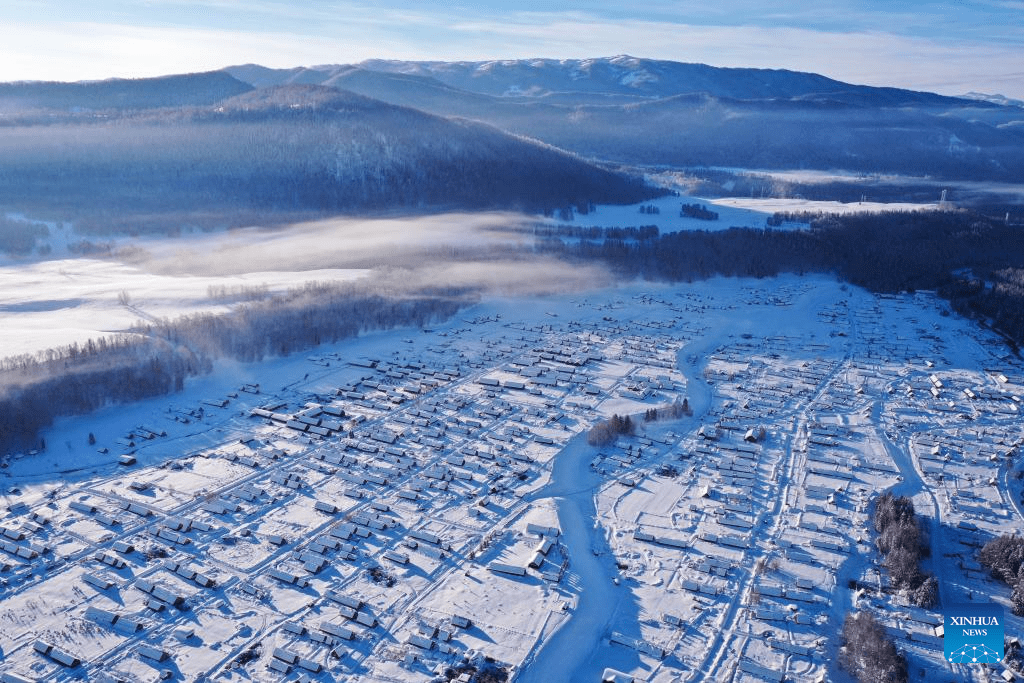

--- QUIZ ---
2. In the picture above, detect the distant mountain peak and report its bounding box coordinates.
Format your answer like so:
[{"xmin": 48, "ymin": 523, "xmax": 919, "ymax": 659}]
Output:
[
  {"xmin": 216, "ymin": 57, "xmax": 1022, "ymax": 182},
  {"xmin": 223, "ymin": 57, "xmax": 998, "ymax": 109},
  {"xmin": 960, "ymin": 91, "xmax": 1024, "ymax": 107}
]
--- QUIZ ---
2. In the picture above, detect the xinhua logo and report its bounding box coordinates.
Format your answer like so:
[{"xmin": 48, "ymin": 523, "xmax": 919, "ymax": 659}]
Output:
[{"xmin": 944, "ymin": 603, "xmax": 1004, "ymax": 664}]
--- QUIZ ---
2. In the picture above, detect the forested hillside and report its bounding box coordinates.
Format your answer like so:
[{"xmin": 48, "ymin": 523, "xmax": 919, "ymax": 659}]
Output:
[{"xmin": 0, "ymin": 84, "xmax": 657, "ymax": 229}]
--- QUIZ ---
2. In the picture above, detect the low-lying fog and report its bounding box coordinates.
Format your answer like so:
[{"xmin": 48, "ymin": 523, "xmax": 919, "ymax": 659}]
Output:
[
  {"xmin": 136, "ymin": 212, "xmax": 535, "ymax": 276},
  {"xmin": 2, "ymin": 185, "xmax": 969, "ymax": 360},
  {"xmin": 0, "ymin": 212, "xmax": 613, "ymax": 358}
]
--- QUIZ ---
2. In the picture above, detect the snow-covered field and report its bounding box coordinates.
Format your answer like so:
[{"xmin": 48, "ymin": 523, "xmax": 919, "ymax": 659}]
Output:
[
  {"xmin": 557, "ymin": 191, "xmax": 942, "ymax": 235},
  {"xmin": 1, "ymin": 194, "xmax": 959, "ymax": 360},
  {"xmin": 0, "ymin": 273, "xmax": 1021, "ymax": 683},
  {"xmin": 0, "ymin": 211, "xmax": 543, "ymax": 357},
  {"xmin": 708, "ymin": 196, "xmax": 939, "ymax": 216},
  {"xmin": 675, "ymin": 167, "xmax": 1024, "ymax": 201},
  {"xmin": 0, "ymin": 258, "xmax": 368, "ymax": 357}
]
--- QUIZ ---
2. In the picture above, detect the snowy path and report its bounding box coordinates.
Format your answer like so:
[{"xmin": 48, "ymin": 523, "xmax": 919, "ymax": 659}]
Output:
[
  {"xmin": 825, "ymin": 402, "xmax": 950, "ymax": 679},
  {"xmin": 682, "ymin": 282, "xmax": 852, "ymax": 681},
  {"xmin": 887, "ymin": 431, "xmax": 950, "ymax": 606},
  {"xmin": 823, "ymin": 372, "xmax": 951, "ymax": 663},
  {"xmin": 701, "ymin": 339, "xmax": 854, "ymax": 680}
]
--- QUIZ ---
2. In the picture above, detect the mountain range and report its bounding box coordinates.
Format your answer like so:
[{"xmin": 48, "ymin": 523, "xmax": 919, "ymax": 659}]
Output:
[
  {"xmin": 0, "ymin": 56, "xmax": 1021, "ymax": 232},
  {"xmin": 230, "ymin": 56, "xmax": 979, "ymax": 106},
  {"xmin": 223, "ymin": 57, "xmax": 1024, "ymax": 181}
]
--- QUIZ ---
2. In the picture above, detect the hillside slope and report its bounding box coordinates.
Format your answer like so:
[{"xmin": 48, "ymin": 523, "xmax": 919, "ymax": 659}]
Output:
[
  {"xmin": 0, "ymin": 71, "xmax": 253, "ymax": 113},
  {"xmin": 0, "ymin": 84, "xmax": 657, "ymax": 226}
]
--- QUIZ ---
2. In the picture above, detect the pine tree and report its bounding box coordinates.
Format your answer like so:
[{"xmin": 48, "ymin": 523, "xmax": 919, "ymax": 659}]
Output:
[{"xmin": 1013, "ymin": 573, "xmax": 1024, "ymax": 616}]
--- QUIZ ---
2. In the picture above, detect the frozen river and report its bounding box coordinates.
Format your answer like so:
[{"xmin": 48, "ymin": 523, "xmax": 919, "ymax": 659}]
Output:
[
  {"xmin": 517, "ymin": 432, "xmax": 634, "ymax": 683},
  {"xmin": 517, "ymin": 320, "xmax": 721, "ymax": 682}
]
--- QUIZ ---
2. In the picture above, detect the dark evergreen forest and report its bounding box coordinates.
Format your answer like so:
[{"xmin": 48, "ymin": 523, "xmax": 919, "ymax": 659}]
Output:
[{"xmin": 540, "ymin": 209, "xmax": 1024, "ymax": 346}]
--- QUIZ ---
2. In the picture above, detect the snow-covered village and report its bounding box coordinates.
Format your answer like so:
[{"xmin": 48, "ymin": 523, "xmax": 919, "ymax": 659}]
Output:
[
  {"xmin": 2, "ymin": 5, "xmax": 1024, "ymax": 681},
  {"xmin": 0, "ymin": 270, "xmax": 1021, "ymax": 683}
]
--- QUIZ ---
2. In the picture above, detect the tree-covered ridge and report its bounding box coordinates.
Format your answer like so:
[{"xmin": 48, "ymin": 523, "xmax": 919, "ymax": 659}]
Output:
[{"xmin": 0, "ymin": 84, "xmax": 660, "ymax": 225}]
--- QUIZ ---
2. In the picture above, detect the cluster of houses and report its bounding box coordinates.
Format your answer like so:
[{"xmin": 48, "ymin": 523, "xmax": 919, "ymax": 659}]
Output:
[
  {"xmin": 0, "ymin": 302, "xmax": 705, "ymax": 681},
  {"xmin": 1, "ymin": 285, "xmax": 1021, "ymax": 682}
]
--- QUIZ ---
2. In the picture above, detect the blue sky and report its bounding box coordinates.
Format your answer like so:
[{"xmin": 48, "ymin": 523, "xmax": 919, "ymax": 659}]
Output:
[{"xmin": 1, "ymin": 1, "xmax": 1022, "ymax": 98}]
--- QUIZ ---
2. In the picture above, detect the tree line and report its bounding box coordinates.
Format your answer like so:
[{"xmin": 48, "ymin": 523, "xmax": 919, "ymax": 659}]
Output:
[
  {"xmin": 0, "ymin": 280, "xmax": 474, "ymax": 453},
  {"xmin": 0, "ymin": 338, "xmax": 205, "ymax": 453},
  {"xmin": 532, "ymin": 224, "xmax": 659, "ymax": 241},
  {"xmin": 940, "ymin": 267, "xmax": 1024, "ymax": 350},
  {"xmin": 134, "ymin": 281, "xmax": 470, "ymax": 363},
  {"xmin": 539, "ymin": 208, "xmax": 1024, "ymax": 348},
  {"xmin": 978, "ymin": 534, "xmax": 1024, "ymax": 615}
]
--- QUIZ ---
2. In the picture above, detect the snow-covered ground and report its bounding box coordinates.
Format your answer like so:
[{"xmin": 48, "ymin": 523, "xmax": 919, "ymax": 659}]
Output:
[
  {"xmin": 1, "ymin": 195, "xmax": 960, "ymax": 360},
  {"xmin": 708, "ymin": 196, "xmax": 939, "ymax": 216},
  {"xmin": 556, "ymin": 191, "xmax": 942, "ymax": 235},
  {"xmin": 0, "ymin": 258, "xmax": 368, "ymax": 356},
  {"xmin": 672, "ymin": 167, "xmax": 1024, "ymax": 201},
  {"xmin": 553, "ymin": 193, "xmax": 790, "ymax": 233},
  {"xmin": 0, "ymin": 273, "xmax": 1020, "ymax": 683},
  {"xmin": 0, "ymin": 211, "xmax": 542, "ymax": 357}
]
